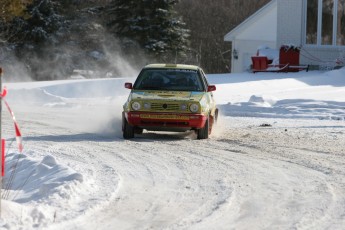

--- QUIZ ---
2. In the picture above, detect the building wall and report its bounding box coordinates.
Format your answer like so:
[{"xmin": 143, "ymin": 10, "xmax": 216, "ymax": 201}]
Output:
[
  {"xmin": 225, "ymin": 0, "xmax": 345, "ymax": 73},
  {"xmin": 300, "ymin": 47, "xmax": 345, "ymax": 68},
  {"xmin": 277, "ymin": 0, "xmax": 345, "ymax": 68},
  {"xmin": 276, "ymin": 0, "xmax": 303, "ymax": 47},
  {"xmin": 232, "ymin": 39, "xmax": 276, "ymax": 72},
  {"xmin": 236, "ymin": 5, "xmax": 277, "ymax": 42},
  {"xmin": 227, "ymin": 0, "xmax": 345, "ymax": 72},
  {"xmin": 227, "ymin": 0, "xmax": 277, "ymax": 72}
]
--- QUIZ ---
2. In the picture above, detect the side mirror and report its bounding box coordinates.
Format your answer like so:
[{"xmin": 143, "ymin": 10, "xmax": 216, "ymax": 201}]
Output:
[
  {"xmin": 125, "ymin": 82, "xmax": 133, "ymax": 89},
  {"xmin": 207, "ymin": 85, "xmax": 216, "ymax": 92}
]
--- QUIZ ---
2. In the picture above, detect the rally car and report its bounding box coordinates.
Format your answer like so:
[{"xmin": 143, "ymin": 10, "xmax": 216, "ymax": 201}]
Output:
[{"xmin": 122, "ymin": 64, "xmax": 218, "ymax": 139}]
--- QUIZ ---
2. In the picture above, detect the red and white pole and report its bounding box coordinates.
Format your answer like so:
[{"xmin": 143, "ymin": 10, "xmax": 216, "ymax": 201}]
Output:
[
  {"xmin": 1, "ymin": 139, "xmax": 4, "ymax": 177},
  {"xmin": 2, "ymin": 89, "xmax": 23, "ymax": 153},
  {"xmin": 0, "ymin": 67, "xmax": 3, "ymax": 216}
]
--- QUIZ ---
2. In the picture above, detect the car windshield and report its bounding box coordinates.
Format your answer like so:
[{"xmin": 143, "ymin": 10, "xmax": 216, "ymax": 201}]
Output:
[{"xmin": 133, "ymin": 69, "xmax": 205, "ymax": 91}]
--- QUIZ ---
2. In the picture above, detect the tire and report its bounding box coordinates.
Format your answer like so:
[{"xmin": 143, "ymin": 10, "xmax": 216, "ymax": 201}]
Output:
[
  {"xmin": 215, "ymin": 109, "xmax": 219, "ymax": 124},
  {"xmin": 122, "ymin": 114, "xmax": 134, "ymax": 139},
  {"xmin": 209, "ymin": 109, "xmax": 218, "ymax": 135},
  {"xmin": 197, "ymin": 116, "xmax": 209, "ymax": 139}
]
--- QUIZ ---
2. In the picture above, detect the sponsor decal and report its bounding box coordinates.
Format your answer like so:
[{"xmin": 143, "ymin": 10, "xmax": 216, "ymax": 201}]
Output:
[{"xmin": 140, "ymin": 114, "xmax": 189, "ymax": 120}]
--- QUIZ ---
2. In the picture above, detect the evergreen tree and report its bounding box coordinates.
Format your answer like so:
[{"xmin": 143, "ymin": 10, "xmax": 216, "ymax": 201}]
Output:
[
  {"xmin": 107, "ymin": 0, "xmax": 190, "ymax": 62},
  {"xmin": 1, "ymin": 0, "xmax": 70, "ymax": 80},
  {"xmin": 23, "ymin": 0, "xmax": 66, "ymax": 44},
  {"xmin": 1, "ymin": 0, "xmax": 67, "ymax": 46},
  {"xmin": 0, "ymin": 0, "xmax": 32, "ymax": 23}
]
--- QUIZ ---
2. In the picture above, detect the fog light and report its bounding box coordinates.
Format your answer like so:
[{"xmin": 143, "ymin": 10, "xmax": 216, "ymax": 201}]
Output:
[
  {"xmin": 144, "ymin": 102, "xmax": 151, "ymax": 109},
  {"xmin": 181, "ymin": 104, "xmax": 187, "ymax": 110}
]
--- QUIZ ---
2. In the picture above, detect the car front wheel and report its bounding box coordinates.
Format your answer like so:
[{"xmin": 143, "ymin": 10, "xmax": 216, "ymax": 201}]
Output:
[
  {"xmin": 122, "ymin": 114, "xmax": 135, "ymax": 139},
  {"xmin": 197, "ymin": 116, "xmax": 210, "ymax": 139}
]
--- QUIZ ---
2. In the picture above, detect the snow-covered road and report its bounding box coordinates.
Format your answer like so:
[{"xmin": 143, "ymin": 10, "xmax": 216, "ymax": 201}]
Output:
[
  {"xmin": 5, "ymin": 104, "xmax": 345, "ymax": 230},
  {"xmin": 1, "ymin": 69, "xmax": 345, "ymax": 229}
]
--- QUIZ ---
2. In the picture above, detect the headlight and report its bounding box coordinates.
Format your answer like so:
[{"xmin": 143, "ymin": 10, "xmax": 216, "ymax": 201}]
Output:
[
  {"xmin": 143, "ymin": 102, "xmax": 151, "ymax": 109},
  {"xmin": 131, "ymin": 102, "xmax": 141, "ymax": 111},
  {"xmin": 180, "ymin": 104, "xmax": 187, "ymax": 111},
  {"xmin": 189, "ymin": 103, "xmax": 199, "ymax": 113}
]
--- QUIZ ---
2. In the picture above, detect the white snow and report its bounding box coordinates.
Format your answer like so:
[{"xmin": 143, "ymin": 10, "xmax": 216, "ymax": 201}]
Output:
[{"xmin": 0, "ymin": 67, "xmax": 345, "ymax": 229}]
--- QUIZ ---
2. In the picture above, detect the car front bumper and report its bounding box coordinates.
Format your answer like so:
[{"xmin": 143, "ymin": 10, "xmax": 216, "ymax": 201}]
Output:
[{"xmin": 125, "ymin": 111, "xmax": 207, "ymax": 130}]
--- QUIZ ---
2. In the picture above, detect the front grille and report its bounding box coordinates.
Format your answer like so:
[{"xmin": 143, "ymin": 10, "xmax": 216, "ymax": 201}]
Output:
[{"xmin": 151, "ymin": 103, "xmax": 180, "ymax": 111}]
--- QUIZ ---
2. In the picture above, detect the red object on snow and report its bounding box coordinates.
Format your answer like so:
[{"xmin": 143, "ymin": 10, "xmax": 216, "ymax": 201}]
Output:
[
  {"xmin": 251, "ymin": 56, "xmax": 289, "ymax": 73},
  {"xmin": 252, "ymin": 46, "xmax": 309, "ymax": 73},
  {"xmin": 2, "ymin": 139, "xmax": 5, "ymax": 176},
  {"xmin": 279, "ymin": 46, "xmax": 300, "ymax": 72},
  {"xmin": 251, "ymin": 56, "xmax": 269, "ymax": 71}
]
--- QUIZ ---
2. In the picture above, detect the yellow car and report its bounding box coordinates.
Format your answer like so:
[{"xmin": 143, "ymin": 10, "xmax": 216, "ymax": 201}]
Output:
[{"xmin": 122, "ymin": 64, "xmax": 218, "ymax": 139}]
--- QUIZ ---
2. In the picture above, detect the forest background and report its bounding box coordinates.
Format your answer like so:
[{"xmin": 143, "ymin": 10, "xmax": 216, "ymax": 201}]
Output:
[{"xmin": 0, "ymin": 0, "xmax": 269, "ymax": 81}]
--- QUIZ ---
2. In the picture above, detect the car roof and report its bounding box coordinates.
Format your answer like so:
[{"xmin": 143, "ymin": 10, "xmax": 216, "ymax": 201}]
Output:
[{"xmin": 143, "ymin": 64, "xmax": 200, "ymax": 71}]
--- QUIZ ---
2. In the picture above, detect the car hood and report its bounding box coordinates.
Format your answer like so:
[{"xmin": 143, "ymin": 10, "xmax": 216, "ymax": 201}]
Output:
[{"xmin": 130, "ymin": 90, "xmax": 205, "ymax": 102}]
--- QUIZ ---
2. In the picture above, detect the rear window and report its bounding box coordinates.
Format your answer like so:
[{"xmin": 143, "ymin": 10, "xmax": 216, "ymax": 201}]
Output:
[{"xmin": 133, "ymin": 69, "xmax": 205, "ymax": 91}]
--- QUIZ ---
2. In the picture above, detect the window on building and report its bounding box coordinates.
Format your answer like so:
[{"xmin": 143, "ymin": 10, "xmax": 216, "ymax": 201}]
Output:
[
  {"xmin": 306, "ymin": 0, "xmax": 345, "ymax": 46},
  {"xmin": 306, "ymin": 0, "xmax": 318, "ymax": 44},
  {"xmin": 321, "ymin": 0, "xmax": 333, "ymax": 45},
  {"xmin": 338, "ymin": 1, "xmax": 345, "ymax": 45}
]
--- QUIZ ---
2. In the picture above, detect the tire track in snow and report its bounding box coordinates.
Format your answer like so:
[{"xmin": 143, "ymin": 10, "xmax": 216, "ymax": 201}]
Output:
[{"xmin": 7, "ymin": 105, "xmax": 345, "ymax": 229}]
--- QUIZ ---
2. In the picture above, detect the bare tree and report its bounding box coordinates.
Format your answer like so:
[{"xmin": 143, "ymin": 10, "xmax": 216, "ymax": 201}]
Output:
[{"xmin": 176, "ymin": 0, "xmax": 270, "ymax": 73}]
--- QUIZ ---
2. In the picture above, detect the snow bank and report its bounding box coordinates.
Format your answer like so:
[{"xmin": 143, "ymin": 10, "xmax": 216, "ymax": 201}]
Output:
[
  {"xmin": 3, "ymin": 153, "xmax": 83, "ymax": 203},
  {"xmin": 1, "ymin": 153, "xmax": 84, "ymax": 228},
  {"xmin": 211, "ymin": 67, "xmax": 345, "ymax": 120}
]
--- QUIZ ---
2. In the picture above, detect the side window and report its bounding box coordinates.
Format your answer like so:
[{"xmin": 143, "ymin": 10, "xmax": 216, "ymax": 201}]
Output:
[{"xmin": 199, "ymin": 69, "xmax": 209, "ymax": 90}]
